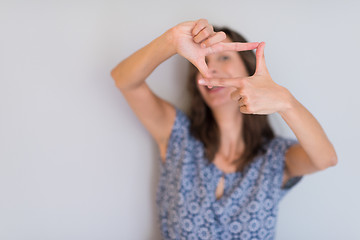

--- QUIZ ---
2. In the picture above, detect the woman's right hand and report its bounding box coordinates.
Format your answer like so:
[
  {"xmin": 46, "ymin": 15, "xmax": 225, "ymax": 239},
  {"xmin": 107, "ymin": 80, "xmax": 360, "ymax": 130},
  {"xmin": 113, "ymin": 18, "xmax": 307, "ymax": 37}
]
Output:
[{"xmin": 167, "ymin": 19, "xmax": 259, "ymax": 78}]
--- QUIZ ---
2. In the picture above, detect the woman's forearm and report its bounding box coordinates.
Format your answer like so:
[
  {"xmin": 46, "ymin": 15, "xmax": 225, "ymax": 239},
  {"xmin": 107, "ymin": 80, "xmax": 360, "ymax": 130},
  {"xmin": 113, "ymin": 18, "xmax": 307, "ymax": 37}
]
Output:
[
  {"xmin": 111, "ymin": 29, "xmax": 176, "ymax": 91},
  {"xmin": 279, "ymin": 91, "xmax": 338, "ymax": 170}
]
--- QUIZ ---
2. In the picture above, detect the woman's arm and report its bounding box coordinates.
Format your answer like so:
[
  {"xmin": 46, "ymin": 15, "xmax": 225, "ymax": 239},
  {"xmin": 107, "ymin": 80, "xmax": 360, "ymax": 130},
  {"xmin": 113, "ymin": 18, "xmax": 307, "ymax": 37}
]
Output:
[
  {"xmin": 111, "ymin": 19, "xmax": 259, "ymax": 161},
  {"xmin": 111, "ymin": 20, "xmax": 222, "ymax": 161},
  {"xmin": 111, "ymin": 31, "xmax": 176, "ymax": 91},
  {"xmin": 279, "ymin": 96, "xmax": 337, "ymax": 179},
  {"xmin": 198, "ymin": 42, "xmax": 338, "ymax": 179},
  {"xmin": 111, "ymin": 30, "xmax": 177, "ymax": 161}
]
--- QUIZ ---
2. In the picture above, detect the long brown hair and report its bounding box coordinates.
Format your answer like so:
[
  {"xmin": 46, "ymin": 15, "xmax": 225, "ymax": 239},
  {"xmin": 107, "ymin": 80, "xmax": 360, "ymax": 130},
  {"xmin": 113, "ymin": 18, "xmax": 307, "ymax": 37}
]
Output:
[{"xmin": 187, "ymin": 26, "xmax": 275, "ymax": 172}]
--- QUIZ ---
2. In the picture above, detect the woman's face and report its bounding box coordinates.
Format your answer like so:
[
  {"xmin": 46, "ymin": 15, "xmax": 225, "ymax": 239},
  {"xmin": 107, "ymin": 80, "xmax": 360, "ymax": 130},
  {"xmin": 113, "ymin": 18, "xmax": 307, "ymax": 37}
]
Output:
[{"xmin": 196, "ymin": 38, "xmax": 249, "ymax": 110}]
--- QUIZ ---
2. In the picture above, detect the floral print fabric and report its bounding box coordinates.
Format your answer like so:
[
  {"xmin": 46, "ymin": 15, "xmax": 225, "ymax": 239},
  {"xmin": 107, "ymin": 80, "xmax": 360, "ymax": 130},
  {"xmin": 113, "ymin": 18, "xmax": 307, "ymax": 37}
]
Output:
[{"xmin": 156, "ymin": 108, "xmax": 303, "ymax": 240}]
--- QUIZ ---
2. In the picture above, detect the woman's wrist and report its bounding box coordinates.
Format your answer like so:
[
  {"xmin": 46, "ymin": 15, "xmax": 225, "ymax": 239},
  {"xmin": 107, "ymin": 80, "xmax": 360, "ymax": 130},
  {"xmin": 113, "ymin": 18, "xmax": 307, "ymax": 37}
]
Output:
[
  {"xmin": 158, "ymin": 28, "xmax": 177, "ymax": 58},
  {"xmin": 277, "ymin": 86, "xmax": 298, "ymax": 116}
]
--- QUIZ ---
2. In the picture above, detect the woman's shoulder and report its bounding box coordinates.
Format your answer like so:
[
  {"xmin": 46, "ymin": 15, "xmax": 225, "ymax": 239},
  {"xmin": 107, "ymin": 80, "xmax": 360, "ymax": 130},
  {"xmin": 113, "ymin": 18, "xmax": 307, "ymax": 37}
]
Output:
[
  {"xmin": 167, "ymin": 107, "xmax": 192, "ymax": 143},
  {"xmin": 259, "ymin": 135, "xmax": 299, "ymax": 170},
  {"xmin": 173, "ymin": 107, "xmax": 190, "ymax": 128},
  {"xmin": 164, "ymin": 107, "xmax": 205, "ymax": 166},
  {"xmin": 262, "ymin": 135, "xmax": 298, "ymax": 151}
]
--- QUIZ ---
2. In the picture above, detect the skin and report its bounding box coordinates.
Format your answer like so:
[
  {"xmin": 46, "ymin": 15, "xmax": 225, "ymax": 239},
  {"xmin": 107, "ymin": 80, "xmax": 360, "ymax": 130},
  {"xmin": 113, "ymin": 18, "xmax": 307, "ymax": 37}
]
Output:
[
  {"xmin": 111, "ymin": 19, "xmax": 338, "ymax": 198},
  {"xmin": 199, "ymin": 40, "xmax": 338, "ymax": 185},
  {"xmin": 195, "ymin": 38, "xmax": 250, "ymax": 174}
]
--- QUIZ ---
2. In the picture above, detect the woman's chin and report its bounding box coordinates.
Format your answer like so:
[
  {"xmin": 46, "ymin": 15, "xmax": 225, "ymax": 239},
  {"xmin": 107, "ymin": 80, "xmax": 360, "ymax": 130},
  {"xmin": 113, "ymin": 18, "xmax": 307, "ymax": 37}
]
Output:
[{"xmin": 206, "ymin": 98, "xmax": 238, "ymax": 111}]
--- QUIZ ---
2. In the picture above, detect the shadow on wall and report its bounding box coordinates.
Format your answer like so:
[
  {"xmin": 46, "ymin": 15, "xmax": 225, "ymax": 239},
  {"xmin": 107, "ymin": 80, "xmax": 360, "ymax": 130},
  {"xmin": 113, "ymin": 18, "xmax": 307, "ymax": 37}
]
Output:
[{"xmin": 149, "ymin": 142, "xmax": 162, "ymax": 239}]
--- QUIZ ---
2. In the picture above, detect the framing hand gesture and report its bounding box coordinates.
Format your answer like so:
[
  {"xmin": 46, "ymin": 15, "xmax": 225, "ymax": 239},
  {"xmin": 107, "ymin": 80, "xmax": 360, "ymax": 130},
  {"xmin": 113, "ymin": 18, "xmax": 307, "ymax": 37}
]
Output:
[
  {"xmin": 170, "ymin": 19, "xmax": 259, "ymax": 78},
  {"xmin": 198, "ymin": 42, "xmax": 292, "ymax": 115}
]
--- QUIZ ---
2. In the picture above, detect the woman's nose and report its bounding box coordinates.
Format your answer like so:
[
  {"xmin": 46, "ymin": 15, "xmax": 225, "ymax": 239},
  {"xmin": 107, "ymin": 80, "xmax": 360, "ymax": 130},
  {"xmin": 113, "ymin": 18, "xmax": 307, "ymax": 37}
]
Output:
[
  {"xmin": 207, "ymin": 61, "xmax": 218, "ymax": 74},
  {"xmin": 210, "ymin": 68, "xmax": 217, "ymax": 74}
]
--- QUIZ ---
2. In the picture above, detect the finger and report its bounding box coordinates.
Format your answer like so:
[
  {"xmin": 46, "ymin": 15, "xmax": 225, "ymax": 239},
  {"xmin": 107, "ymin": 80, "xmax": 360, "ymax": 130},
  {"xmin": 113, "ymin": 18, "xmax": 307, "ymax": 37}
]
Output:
[
  {"xmin": 230, "ymin": 90, "xmax": 242, "ymax": 101},
  {"xmin": 209, "ymin": 42, "xmax": 259, "ymax": 54},
  {"xmin": 194, "ymin": 59, "xmax": 212, "ymax": 78},
  {"xmin": 239, "ymin": 105, "xmax": 252, "ymax": 114},
  {"xmin": 198, "ymin": 77, "xmax": 246, "ymax": 88},
  {"xmin": 255, "ymin": 42, "xmax": 268, "ymax": 74},
  {"xmin": 192, "ymin": 19, "xmax": 210, "ymax": 37},
  {"xmin": 193, "ymin": 25, "xmax": 214, "ymax": 44},
  {"xmin": 201, "ymin": 31, "xmax": 226, "ymax": 48},
  {"xmin": 238, "ymin": 100, "xmax": 246, "ymax": 108}
]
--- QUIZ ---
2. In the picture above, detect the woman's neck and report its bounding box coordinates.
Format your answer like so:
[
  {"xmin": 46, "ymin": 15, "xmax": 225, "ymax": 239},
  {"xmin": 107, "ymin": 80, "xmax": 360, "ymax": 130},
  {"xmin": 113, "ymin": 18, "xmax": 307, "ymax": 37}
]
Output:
[{"xmin": 211, "ymin": 105, "xmax": 244, "ymax": 162}]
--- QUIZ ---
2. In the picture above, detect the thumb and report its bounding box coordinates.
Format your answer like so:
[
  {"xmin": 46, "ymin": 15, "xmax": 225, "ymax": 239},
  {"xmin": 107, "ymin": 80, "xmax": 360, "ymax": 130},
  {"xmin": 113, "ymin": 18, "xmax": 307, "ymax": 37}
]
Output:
[
  {"xmin": 255, "ymin": 42, "xmax": 268, "ymax": 75},
  {"xmin": 194, "ymin": 58, "xmax": 212, "ymax": 78}
]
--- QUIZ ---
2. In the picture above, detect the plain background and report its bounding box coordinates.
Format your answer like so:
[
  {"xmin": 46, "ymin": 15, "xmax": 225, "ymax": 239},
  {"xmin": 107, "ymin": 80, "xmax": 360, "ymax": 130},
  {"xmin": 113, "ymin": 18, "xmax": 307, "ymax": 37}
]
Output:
[{"xmin": 1, "ymin": 1, "xmax": 359, "ymax": 239}]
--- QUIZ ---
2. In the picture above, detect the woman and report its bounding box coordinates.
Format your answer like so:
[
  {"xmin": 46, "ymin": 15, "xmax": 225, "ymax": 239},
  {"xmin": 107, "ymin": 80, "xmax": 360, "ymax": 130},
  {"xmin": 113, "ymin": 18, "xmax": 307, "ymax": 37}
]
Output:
[{"xmin": 111, "ymin": 19, "xmax": 337, "ymax": 240}]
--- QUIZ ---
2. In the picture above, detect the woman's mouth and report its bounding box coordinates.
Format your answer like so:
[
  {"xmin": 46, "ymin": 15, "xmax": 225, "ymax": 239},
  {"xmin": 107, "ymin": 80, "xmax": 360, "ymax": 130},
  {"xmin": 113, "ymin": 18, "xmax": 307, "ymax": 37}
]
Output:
[{"xmin": 206, "ymin": 86, "xmax": 224, "ymax": 93}]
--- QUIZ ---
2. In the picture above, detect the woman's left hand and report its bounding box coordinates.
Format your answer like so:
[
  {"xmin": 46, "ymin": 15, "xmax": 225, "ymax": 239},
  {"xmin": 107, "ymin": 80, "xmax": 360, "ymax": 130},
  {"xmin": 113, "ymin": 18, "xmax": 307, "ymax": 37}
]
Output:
[{"xmin": 198, "ymin": 42, "xmax": 294, "ymax": 115}]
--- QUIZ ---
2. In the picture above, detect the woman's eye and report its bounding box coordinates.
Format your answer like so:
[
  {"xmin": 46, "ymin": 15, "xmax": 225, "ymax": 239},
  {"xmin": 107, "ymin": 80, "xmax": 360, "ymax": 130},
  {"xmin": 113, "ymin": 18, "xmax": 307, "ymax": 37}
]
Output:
[{"xmin": 219, "ymin": 56, "xmax": 230, "ymax": 61}]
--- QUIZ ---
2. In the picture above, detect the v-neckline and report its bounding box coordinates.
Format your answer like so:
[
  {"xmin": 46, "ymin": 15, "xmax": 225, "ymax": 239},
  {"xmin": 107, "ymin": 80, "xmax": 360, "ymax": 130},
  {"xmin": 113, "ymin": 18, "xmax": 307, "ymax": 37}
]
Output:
[
  {"xmin": 211, "ymin": 163, "xmax": 241, "ymax": 202},
  {"xmin": 211, "ymin": 161, "xmax": 242, "ymax": 177}
]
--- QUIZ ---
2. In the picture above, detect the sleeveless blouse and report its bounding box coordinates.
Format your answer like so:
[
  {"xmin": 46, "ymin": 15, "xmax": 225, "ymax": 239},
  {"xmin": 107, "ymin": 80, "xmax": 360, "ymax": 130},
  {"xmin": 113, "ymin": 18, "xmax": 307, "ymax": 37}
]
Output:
[{"xmin": 156, "ymin": 108, "xmax": 303, "ymax": 240}]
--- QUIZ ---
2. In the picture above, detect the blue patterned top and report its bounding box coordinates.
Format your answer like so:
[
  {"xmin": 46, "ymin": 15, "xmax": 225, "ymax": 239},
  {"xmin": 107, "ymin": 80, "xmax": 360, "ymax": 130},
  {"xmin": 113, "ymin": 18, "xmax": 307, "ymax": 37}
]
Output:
[{"xmin": 156, "ymin": 108, "xmax": 303, "ymax": 240}]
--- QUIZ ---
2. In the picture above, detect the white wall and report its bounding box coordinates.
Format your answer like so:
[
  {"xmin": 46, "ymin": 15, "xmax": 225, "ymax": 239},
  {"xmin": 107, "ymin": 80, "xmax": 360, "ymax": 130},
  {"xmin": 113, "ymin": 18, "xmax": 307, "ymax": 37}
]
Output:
[{"xmin": 1, "ymin": 1, "xmax": 359, "ymax": 239}]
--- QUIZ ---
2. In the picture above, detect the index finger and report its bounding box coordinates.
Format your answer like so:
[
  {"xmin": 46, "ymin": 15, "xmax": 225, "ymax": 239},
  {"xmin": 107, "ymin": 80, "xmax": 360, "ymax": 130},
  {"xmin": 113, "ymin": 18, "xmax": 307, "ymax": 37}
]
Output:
[
  {"xmin": 198, "ymin": 77, "xmax": 245, "ymax": 88},
  {"xmin": 209, "ymin": 42, "xmax": 259, "ymax": 54}
]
